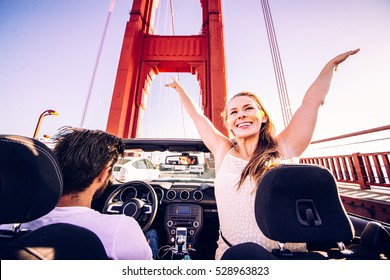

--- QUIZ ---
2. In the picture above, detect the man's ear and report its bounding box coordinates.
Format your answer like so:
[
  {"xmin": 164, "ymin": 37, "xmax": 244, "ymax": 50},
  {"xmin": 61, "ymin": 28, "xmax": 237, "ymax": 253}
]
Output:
[{"xmin": 98, "ymin": 165, "xmax": 112, "ymax": 182}]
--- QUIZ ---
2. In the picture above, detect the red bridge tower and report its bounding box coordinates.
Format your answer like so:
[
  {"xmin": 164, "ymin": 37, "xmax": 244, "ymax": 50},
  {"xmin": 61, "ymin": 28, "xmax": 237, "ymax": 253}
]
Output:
[{"xmin": 106, "ymin": 0, "xmax": 227, "ymax": 138}]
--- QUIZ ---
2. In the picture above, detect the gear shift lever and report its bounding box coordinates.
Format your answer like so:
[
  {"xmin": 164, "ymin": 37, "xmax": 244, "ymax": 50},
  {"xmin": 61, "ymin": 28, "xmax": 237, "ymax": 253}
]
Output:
[{"xmin": 175, "ymin": 227, "xmax": 187, "ymax": 254}]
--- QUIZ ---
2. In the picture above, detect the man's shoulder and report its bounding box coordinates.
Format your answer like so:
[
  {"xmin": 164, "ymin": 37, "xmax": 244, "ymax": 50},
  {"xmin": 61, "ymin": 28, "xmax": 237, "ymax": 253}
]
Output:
[
  {"xmin": 50, "ymin": 207, "xmax": 141, "ymax": 234},
  {"xmin": 55, "ymin": 206, "xmax": 132, "ymax": 219},
  {"xmin": 53, "ymin": 206, "xmax": 97, "ymax": 215}
]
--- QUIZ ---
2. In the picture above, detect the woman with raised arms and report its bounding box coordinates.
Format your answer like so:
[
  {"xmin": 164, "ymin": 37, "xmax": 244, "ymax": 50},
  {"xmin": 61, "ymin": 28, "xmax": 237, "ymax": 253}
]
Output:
[{"xmin": 165, "ymin": 49, "xmax": 359, "ymax": 259}]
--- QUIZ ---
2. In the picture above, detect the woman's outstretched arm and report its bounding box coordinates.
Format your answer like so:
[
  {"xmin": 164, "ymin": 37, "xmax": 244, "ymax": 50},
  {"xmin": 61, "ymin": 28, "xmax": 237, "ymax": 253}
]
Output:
[
  {"xmin": 165, "ymin": 77, "xmax": 233, "ymax": 164},
  {"xmin": 277, "ymin": 48, "xmax": 360, "ymax": 158}
]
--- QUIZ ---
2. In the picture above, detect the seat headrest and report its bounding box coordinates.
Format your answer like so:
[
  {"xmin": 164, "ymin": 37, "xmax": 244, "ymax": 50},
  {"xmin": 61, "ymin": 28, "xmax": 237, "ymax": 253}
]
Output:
[
  {"xmin": 0, "ymin": 135, "xmax": 63, "ymax": 224},
  {"xmin": 255, "ymin": 164, "xmax": 354, "ymax": 244}
]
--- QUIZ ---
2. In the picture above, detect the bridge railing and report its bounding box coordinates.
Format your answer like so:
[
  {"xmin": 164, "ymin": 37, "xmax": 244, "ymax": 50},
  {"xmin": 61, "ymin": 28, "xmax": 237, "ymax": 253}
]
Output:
[
  {"xmin": 299, "ymin": 125, "xmax": 390, "ymax": 190},
  {"xmin": 300, "ymin": 151, "xmax": 390, "ymax": 190}
]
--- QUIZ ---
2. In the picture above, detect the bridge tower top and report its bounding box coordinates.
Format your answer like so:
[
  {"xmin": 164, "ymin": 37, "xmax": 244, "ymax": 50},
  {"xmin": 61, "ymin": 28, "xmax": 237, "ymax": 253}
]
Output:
[{"xmin": 106, "ymin": 0, "xmax": 227, "ymax": 138}]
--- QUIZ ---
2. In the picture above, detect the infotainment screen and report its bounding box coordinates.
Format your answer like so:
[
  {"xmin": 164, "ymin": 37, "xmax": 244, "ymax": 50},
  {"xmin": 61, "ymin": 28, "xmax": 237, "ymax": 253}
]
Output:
[{"xmin": 177, "ymin": 205, "xmax": 191, "ymax": 215}]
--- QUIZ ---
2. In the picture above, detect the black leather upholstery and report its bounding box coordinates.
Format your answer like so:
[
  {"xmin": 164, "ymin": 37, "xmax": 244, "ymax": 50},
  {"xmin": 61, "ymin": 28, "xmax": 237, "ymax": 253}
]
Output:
[
  {"xmin": 221, "ymin": 242, "xmax": 278, "ymax": 260},
  {"xmin": 0, "ymin": 135, "xmax": 62, "ymax": 223},
  {"xmin": 0, "ymin": 223, "xmax": 109, "ymax": 260},
  {"xmin": 0, "ymin": 135, "xmax": 109, "ymax": 260},
  {"xmin": 347, "ymin": 221, "xmax": 390, "ymax": 259},
  {"xmin": 255, "ymin": 164, "xmax": 354, "ymax": 244}
]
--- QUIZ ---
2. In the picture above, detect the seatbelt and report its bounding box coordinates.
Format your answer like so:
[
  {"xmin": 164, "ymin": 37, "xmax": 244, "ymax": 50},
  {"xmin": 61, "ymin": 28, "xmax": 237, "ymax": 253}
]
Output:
[{"xmin": 220, "ymin": 230, "xmax": 233, "ymax": 247}]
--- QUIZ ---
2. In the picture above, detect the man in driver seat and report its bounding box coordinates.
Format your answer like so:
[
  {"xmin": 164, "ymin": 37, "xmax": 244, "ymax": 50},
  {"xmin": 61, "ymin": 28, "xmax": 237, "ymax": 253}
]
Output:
[{"xmin": 1, "ymin": 127, "xmax": 153, "ymax": 260}]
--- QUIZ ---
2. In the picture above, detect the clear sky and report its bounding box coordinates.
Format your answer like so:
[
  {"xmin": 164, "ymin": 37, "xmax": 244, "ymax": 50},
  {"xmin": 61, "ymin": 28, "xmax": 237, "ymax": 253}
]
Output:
[{"xmin": 1, "ymin": 0, "xmax": 389, "ymax": 157}]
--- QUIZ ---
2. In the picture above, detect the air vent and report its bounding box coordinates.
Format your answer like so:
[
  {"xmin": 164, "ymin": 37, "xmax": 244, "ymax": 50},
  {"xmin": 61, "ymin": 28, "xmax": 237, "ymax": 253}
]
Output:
[
  {"xmin": 180, "ymin": 190, "xmax": 190, "ymax": 200},
  {"xmin": 193, "ymin": 190, "xmax": 203, "ymax": 201},
  {"xmin": 166, "ymin": 190, "xmax": 177, "ymax": 200}
]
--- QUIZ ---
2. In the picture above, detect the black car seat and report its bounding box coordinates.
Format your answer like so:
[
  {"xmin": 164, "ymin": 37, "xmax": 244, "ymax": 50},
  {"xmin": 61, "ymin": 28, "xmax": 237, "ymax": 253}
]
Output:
[
  {"xmin": 254, "ymin": 164, "xmax": 355, "ymax": 260},
  {"xmin": 347, "ymin": 221, "xmax": 390, "ymax": 260},
  {"xmin": 0, "ymin": 135, "xmax": 109, "ymax": 260}
]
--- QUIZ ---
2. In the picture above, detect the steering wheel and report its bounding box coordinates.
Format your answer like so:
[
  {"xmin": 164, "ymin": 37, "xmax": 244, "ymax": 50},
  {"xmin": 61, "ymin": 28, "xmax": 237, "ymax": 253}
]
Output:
[{"xmin": 102, "ymin": 180, "xmax": 158, "ymax": 232}]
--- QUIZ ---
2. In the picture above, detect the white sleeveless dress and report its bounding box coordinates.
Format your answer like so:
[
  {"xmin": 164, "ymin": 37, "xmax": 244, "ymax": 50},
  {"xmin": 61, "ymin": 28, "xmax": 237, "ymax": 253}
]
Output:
[{"xmin": 214, "ymin": 151, "xmax": 306, "ymax": 259}]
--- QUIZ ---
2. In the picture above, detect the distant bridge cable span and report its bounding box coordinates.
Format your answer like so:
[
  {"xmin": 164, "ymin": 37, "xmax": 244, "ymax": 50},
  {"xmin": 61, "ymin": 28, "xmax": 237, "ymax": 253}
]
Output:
[
  {"xmin": 307, "ymin": 124, "xmax": 390, "ymax": 151},
  {"xmin": 260, "ymin": 0, "xmax": 292, "ymax": 127},
  {"xmin": 308, "ymin": 137, "xmax": 390, "ymax": 151},
  {"xmin": 310, "ymin": 125, "xmax": 390, "ymax": 145},
  {"xmin": 80, "ymin": 0, "xmax": 115, "ymax": 128}
]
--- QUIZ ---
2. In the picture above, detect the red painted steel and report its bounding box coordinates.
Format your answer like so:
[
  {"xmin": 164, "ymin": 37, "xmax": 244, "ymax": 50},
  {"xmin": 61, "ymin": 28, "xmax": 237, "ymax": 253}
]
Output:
[
  {"xmin": 106, "ymin": 0, "xmax": 227, "ymax": 138},
  {"xmin": 300, "ymin": 152, "xmax": 390, "ymax": 190},
  {"xmin": 301, "ymin": 125, "xmax": 390, "ymax": 190},
  {"xmin": 301, "ymin": 149, "xmax": 390, "ymax": 223}
]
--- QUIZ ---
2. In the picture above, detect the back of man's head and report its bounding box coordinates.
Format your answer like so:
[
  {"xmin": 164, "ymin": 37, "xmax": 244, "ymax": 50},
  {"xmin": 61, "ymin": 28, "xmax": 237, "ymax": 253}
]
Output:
[{"xmin": 53, "ymin": 127, "xmax": 124, "ymax": 195}]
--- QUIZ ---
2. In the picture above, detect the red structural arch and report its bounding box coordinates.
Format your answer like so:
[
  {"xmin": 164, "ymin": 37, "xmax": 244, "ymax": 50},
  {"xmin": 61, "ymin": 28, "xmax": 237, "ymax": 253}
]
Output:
[{"xmin": 106, "ymin": 0, "xmax": 227, "ymax": 138}]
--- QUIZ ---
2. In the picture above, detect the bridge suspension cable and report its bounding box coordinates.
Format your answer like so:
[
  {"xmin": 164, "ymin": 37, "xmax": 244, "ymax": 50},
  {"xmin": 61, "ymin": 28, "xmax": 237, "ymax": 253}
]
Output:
[
  {"xmin": 80, "ymin": 0, "xmax": 115, "ymax": 127},
  {"xmin": 169, "ymin": 0, "xmax": 176, "ymax": 35},
  {"xmin": 168, "ymin": 0, "xmax": 187, "ymax": 137},
  {"xmin": 261, "ymin": 0, "xmax": 292, "ymax": 127}
]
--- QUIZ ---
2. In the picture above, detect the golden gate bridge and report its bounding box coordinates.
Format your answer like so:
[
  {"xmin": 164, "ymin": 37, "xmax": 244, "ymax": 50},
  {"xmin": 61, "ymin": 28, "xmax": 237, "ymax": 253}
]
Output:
[{"xmin": 81, "ymin": 0, "xmax": 390, "ymax": 223}]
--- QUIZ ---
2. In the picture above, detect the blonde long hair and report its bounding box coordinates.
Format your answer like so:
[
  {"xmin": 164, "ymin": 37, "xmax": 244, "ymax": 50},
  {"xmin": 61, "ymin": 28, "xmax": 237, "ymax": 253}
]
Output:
[{"xmin": 223, "ymin": 92, "xmax": 281, "ymax": 189}]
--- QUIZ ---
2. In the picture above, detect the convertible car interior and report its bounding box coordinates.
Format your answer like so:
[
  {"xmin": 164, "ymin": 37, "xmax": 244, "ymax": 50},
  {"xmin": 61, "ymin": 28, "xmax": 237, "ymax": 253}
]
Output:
[
  {"xmin": 0, "ymin": 135, "xmax": 109, "ymax": 260},
  {"xmin": 1, "ymin": 135, "xmax": 389, "ymax": 260}
]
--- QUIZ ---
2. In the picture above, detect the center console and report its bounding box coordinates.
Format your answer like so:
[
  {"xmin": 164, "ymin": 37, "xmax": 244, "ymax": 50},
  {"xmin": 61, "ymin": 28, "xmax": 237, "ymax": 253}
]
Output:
[{"xmin": 164, "ymin": 203, "xmax": 203, "ymax": 253}]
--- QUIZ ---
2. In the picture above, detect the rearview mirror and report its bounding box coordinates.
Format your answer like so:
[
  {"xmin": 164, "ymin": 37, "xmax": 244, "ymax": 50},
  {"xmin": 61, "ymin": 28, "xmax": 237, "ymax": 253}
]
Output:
[{"xmin": 165, "ymin": 155, "xmax": 198, "ymax": 165}]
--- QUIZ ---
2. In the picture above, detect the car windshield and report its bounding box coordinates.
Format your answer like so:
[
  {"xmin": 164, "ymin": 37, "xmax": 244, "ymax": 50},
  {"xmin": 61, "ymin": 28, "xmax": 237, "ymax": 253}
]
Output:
[{"xmin": 112, "ymin": 143, "xmax": 215, "ymax": 183}]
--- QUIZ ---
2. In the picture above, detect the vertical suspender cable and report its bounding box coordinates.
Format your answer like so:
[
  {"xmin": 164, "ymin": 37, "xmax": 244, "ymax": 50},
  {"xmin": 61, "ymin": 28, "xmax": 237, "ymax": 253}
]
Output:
[
  {"xmin": 169, "ymin": 0, "xmax": 176, "ymax": 35},
  {"xmin": 168, "ymin": 0, "xmax": 187, "ymax": 137},
  {"xmin": 261, "ymin": 0, "xmax": 292, "ymax": 127},
  {"xmin": 80, "ymin": 0, "xmax": 115, "ymax": 127}
]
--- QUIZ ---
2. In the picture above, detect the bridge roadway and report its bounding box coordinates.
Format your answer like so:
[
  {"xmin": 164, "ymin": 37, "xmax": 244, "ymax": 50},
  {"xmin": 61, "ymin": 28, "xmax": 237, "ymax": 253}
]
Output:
[{"xmin": 337, "ymin": 183, "xmax": 390, "ymax": 224}]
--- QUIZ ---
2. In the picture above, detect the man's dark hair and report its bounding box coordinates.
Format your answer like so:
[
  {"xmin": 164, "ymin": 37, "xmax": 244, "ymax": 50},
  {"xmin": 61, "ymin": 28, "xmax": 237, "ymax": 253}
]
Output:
[{"xmin": 53, "ymin": 127, "xmax": 124, "ymax": 195}]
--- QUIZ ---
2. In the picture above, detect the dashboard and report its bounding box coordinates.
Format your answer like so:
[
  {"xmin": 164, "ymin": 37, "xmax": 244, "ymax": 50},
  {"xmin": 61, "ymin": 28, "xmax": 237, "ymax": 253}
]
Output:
[{"xmin": 93, "ymin": 180, "xmax": 219, "ymax": 259}]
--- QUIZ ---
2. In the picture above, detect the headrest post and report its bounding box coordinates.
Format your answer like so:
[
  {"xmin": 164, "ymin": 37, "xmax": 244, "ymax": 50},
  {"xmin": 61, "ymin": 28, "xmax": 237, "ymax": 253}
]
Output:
[
  {"xmin": 11, "ymin": 224, "xmax": 22, "ymax": 233},
  {"xmin": 272, "ymin": 242, "xmax": 293, "ymax": 257},
  {"xmin": 337, "ymin": 242, "xmax": 346, "ymax": 251},
  {"xmin": 278, "ymin": 241, "xmax": 286, "ymax": 251}
]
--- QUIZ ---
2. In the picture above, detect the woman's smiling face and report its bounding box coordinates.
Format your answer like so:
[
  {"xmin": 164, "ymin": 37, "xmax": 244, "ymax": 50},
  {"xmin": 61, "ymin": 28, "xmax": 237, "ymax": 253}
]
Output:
[{"xmin": 226, "ymin": 95, "xmax": 266, "ymax": 138}]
